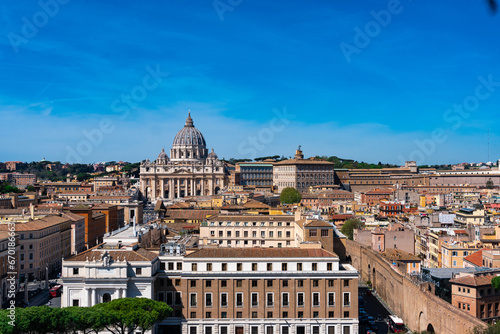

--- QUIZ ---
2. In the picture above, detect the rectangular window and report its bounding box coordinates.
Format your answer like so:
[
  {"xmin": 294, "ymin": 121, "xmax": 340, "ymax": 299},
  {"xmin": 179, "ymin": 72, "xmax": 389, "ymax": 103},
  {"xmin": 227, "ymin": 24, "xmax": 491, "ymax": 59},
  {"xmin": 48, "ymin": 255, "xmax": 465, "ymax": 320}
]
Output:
[
  {"xmin": 190, "ymin": 293, "xmax": 197, "ymax": 307},
  {"xmin": 236, "ymin": 280, "xmax": 243, "ymax": 287},
  {"xmin": 327, "ymin": 263, "xmax": 333, "ymax": 271},
  {"xmin": 282, "ymin": 279, "xmax": 288, "ymax": 287},
  {"xmin": 236, "ymin": 293, "xmax": 243, "ymax": 307},
  {"xmin": 342, "ymin": 326, "xmax": 350, "ymax": 334},
  {"xmin": 252, "ymin": 263, "xmax": 258, "ymax": 271},
  {"xmin": 72, "ymin": 299, "xmax": 79, "ymax": 306},
  {"xmin": 309, "ymin": 229, "xmax": 317, "ymax": 237},
  {"xmin": 251, "ymin": 292, "xmax": 259, "ymax": 307},
  {"xmin": 252, "ymin": 311, "xmax": 258, "ymax": 318},
  {"xmin": 297, "ymin": 263, "xmax": 303, "ymax": 271},
  {"xmin": 207, "ymin": 263, "xmax": 212, "ymax": 271},
  {"xmin": 312, "ymin": 263, "xmax": 318, "ymax": 271},
  {"xmin": 174, "ymin": 292, "xmax": 181, "ymax": 305},
  {"xmin": 267, "ymin": 263, "xmax": 273, "ymax": 271},
  {"xmin": 267, "ymin": 293, "xmax": 274, "ymax": 307},
  {"xmin": 313, "ymin": 280, "xmax": 319, "ymax": 287},
  {"xmin": 206, "ymin": 312, "xmax": 211, "ymax": 318},
  {"xmin": 297, "ymin": 292, "xmax": 304, "ymax": 307},
  {"xmin": 175, "ymin": 279, "xmax": 181, "ymax": 286},
  {"xmin": 222, "ymin": 263, "xmax": 227, "ymax": 271},
  {"xmin": 297, "ymin": 279, "xmax": 304, "ymax": 287},
  {"xmin": 190, "ymin": 312, "xmax": 196, "ymax": 319},
  {"xmin": 220, "ymin": 293, "xmax": 228, "ymax": 307},
  {"xmin": 205, "ymin": 327, "xmax": 212, "ymax": 334},
  {"xmin": 220, "ymin": 326, "xmax": 228, "ymax": 334},
  {"xmin": 251, "ymin": 327, "xmax": 259, "ymax": 334},
  {"xmin": 236, "ymin": 312, "xmax": 242, "ymax": 318},
  {"xmin": 206, "ymin": 280, "xmax": 212, "ymax": 288},
  {"xmin": 192, "ymin": 263, "xmax": 197, "ymax": 271},
  {"xmin": 328, "ymin": 292, "xmax": 335, "ymax": 306},
  {"xmin": 237, "ymin": 263, "xmax": 243, "ymax": 271},
  {"xmin": 205, "ymin": 293, "xmax": 212, "ymax": 307},
  {"xmin": 221, "ymin": 280, "xmax": 227, "ymax": 288},
  {"xmin": 282, "ymin": 263, "xmax": 287, "ymax": 271},
  {"xmin": 312, "ymin": 292, "xmax": 320, "ymax": 307},
  {"xmin": 328, "ymin": 279, "xmax": 334, "ymax": 287},
  {"xmin": 344, "ymin": 280, "xmax": 349, "ymax": 287},
  {"xmin": 313, "ymin": 325, "xmax": 320, "ymax": 334},
  {"xmin": 73, "ymin": 268, "xmax": 79, "ymax": 275},
  {"xmin": 321, "ymin": 229, "xmax": 328, "ymax": 237},
  {"xmin": 267, "ymin": 279, "xmax": 273, "ymax": 287},
  {"xmin": 190, "ymin": 327, "xmax": 197, "ymax": 334},
  {"xmin": 328, "ymin": 311, "xmax": 334, "ymax": 318},
  {"xmin": 283, "ymin": 311, "xmax": 288, "ymax": 318},
  {"xmin": 282, "ymin": 293, "xmax": 289, "ymax": 307},
  {"xmin": 343, "ymin": 292, "xmax": 350, "ymax": 307},
  {"xmin": 190, "ymin": 280, "xmax": 196, "ymax": 288},
  {"xmin": 298, "ymin": 311, "xmax": 304, "ymax": 318},
  {"xmin": 166, "ymin": 292, "xmax": 173, "ymax": 305},
  {"xmin": 267, "ymin": 312, "xmax": 273, "ymax": 319}
]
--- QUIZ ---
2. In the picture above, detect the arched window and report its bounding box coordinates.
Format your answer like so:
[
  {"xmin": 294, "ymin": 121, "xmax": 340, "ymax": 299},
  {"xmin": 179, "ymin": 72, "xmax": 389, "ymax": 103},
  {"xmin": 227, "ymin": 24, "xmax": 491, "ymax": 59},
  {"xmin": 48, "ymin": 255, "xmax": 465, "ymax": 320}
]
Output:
[{"xmin": 103, "ymin": 293, "xmax": 112, "ymax": 303}]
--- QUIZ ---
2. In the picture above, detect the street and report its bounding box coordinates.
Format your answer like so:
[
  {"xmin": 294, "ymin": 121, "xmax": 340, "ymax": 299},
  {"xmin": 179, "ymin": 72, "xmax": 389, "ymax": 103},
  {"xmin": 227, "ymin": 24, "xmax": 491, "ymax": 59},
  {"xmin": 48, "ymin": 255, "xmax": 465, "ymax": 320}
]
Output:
[{"xmin": 359, "ymin": 283, "xmax": 390, "ymax": 334}]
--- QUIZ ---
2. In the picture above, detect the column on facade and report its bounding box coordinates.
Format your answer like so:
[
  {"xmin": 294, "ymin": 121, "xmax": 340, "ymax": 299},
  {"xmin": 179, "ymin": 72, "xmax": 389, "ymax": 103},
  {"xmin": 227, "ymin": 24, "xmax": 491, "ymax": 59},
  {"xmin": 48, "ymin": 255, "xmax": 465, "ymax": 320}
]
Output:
[
  {"xmin": 191, "ymin": 178, "xmax": 195, "ymax": 196},
  {"xmin": 85, "ymin": 288, "xmax": 90, "ymax": 307},
  {"xmin": 184, "ymin": 179, "xmax": 188, "ymax": 197},
  {"xmin": 176, "ymin": 179, "xmax": 180, "ymax": 198},
  {"xmin": 201, "ymin": 179, "xmax": 205, "ymax": 196},
  {"xmin": 169, "ymin": 179, "xmax": 174, "ymax": 200},
  {"xmin": 152, "ymin": 178, "xmax": 157, "ymax": 200},
  {"xmin": 209, "ymin": 179, "xmax": 214, "ymax": 195},
  {"xmin": 160, "ymin": 179, "xmax": 165, "ymax": 199},
  {"xmin": 91, "ymin": 288, "xmax": 96, "ymax": 307}
]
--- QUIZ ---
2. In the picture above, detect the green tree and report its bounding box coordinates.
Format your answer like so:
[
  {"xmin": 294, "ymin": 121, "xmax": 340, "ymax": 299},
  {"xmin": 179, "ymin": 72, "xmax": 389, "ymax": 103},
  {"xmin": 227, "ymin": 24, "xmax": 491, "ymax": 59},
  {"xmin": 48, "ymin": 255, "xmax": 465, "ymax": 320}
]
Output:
[
  {"xmin": 340, "ymin": 218, "xmax": 364, "ymax": 240},
  {"xmin": 491, "ymin": 276, "xmax": 500, "ymax": 290},
  {"xmin": 280, "ymin": 187, "xmax": 302, "ymax": 204},
  {"xmin": 94, "ymin": 298, "xmax": 172, "ymax": 334},
  {"xmin": 26, "ymin": 185, "xmax": 36, "ymax": 192},
  {"xmin": 486, "ymin": 179, "xmax": 494, "ymax": 189}
]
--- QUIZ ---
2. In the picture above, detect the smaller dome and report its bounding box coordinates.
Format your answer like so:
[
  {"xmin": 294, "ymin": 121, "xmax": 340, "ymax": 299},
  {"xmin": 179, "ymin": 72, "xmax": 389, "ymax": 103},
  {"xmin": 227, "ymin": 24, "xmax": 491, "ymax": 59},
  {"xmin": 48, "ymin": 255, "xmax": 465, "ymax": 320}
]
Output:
[
  {"xmin": 207, "ymin": 148, "xmax": 218, "ymax": 160},
  {"xmin": 157, "ymin": 148, "xmax": 169, "ymax": 164}
]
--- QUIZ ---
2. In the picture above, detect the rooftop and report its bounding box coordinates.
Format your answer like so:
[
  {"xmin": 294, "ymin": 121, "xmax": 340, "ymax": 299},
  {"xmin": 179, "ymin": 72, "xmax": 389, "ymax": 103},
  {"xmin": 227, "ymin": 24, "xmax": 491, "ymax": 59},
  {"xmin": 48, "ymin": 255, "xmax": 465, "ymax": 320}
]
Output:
[{"xmin": 185, "ymin": 247, "xmax": 338, "ymax": 259}]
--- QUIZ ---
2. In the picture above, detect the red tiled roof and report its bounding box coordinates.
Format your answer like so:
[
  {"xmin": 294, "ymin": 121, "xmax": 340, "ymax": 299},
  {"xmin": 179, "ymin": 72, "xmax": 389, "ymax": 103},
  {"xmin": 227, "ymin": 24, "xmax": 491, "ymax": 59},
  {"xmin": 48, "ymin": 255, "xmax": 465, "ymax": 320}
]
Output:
[
  {"xmin": 450, "ymin": 273, "xmax": 499, "ymax": 287},
  {"xmin": 166, "ymin": 209, "xmax": 218, "ymax": 220},
  {"xmin": 65, "ymin": 246, "xmax": 157, "ymax": 262},
  {"xmin": 463, "ymin": 249, "xmax": 489, "ymax": 267},
  {"xmin": 186, "ymin": 247, "xmax": 337, "ymax": 258}
]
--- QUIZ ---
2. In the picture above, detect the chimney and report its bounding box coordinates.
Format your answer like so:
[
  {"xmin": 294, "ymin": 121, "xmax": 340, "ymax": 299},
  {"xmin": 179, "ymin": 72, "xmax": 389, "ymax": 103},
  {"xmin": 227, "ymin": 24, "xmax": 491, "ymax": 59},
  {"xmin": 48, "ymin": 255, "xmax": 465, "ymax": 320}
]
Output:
[{"xmin": 30, "ymin": 203, "xmax": 34, "ymax": 220}]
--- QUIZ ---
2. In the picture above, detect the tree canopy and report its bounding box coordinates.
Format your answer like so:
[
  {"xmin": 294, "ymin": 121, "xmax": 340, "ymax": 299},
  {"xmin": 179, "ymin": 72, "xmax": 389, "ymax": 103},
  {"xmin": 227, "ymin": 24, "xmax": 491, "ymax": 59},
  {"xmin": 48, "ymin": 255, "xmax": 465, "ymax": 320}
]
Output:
[
  {"xmin": 280, "ymin": 187, "xmax": 302, "ymax": 204},
  {"xmin": 340, "ymin": 218, "xmax": 364, "ymax": 240},
  {"xmin": 0, "ymin": 298, "xmax": 172, "ymax": 334}
]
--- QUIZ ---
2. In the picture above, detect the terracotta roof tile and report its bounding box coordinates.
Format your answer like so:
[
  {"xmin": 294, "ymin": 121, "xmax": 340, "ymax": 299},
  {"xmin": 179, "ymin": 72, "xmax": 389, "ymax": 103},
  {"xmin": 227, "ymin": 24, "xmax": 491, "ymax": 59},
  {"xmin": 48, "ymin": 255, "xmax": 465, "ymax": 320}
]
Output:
[
  {"xmin": 463, "ymin": 249, "xmax": 489, "ymax": 267},
  {"xmin": 450, "ymin": 272, "xmax": 499, "ymax": 287},
  {"xmin": 65, "ymin": 246, "xmax": 157, "ymax": 262}
]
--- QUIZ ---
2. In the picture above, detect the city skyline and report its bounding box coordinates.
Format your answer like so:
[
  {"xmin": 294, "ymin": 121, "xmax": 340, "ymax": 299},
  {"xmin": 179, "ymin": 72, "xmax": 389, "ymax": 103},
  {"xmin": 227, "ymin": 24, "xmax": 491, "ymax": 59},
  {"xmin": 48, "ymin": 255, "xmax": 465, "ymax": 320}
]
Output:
[{"xmin": 1, "ymin": 1, "xmax": 500, "ymax": 164}]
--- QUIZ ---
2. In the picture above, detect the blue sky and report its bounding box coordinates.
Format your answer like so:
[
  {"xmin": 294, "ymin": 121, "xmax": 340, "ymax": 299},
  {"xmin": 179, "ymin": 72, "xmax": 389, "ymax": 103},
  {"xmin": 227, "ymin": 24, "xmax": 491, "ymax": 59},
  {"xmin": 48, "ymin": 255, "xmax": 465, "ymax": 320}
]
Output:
[{"xmin": 1, "ymin": 0, "xmax": 500, "ymax": 165}]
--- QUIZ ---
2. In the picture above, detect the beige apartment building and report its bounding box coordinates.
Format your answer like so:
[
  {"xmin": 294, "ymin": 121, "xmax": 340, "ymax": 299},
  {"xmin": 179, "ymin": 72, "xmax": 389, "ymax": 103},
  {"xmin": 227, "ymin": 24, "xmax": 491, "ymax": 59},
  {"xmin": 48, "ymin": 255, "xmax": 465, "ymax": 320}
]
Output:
[
  {"xmin": 156, "ymin": 247, "xmax": 359, "ymax": 334},
  {"xmin": 0, "ymin": 215, "xmax": 72, "ymax": 280},
  {"xmin": 441, "ymin": 242, "xmax": 480, "ymax": 268},
  {"xmin": 273, "ymin": 148, "xmax": 338, "ymax": 194},
  {"xmin": 200, "ymin": 215, "xmax": 297, "ymax": 248}
]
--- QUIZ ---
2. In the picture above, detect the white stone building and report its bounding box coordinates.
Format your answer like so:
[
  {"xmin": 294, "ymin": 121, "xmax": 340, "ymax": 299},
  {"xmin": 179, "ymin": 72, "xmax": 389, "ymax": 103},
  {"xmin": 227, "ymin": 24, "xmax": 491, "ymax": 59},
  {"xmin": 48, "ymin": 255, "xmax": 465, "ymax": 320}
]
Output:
[{"xmin": 140, "ymin": 113, "xmax": 228, "ymax": 202}]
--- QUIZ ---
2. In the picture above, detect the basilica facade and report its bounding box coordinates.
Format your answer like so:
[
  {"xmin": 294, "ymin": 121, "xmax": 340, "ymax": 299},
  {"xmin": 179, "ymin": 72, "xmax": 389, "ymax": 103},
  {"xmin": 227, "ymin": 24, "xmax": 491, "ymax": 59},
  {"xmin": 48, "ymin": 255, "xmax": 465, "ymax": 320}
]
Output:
[{"xmin": 140, "ymin": 113, "xmax": 228, "ymax": 201}]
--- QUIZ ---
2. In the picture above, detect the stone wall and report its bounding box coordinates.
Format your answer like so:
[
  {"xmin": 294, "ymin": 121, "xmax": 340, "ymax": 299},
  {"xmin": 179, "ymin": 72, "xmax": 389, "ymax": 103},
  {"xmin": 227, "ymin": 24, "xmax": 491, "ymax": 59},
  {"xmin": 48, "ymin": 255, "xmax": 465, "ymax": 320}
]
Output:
[{"xmin": 346, "ymin": 239, "xmax": 487, "ymax": 334}]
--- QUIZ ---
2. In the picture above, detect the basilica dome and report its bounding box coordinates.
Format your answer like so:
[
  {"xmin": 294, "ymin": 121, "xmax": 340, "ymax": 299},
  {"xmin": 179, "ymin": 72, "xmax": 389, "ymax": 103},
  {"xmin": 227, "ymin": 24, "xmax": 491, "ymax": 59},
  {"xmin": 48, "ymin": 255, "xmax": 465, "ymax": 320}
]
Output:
[{"xmin": 170, "ymin": 112, "xmax": 208, "ymax": 162}]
